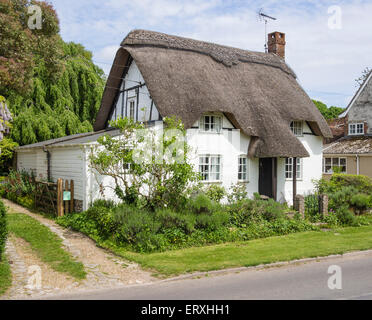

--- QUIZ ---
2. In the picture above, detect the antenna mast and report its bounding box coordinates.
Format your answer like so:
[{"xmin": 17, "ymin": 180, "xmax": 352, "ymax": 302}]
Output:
[{"xmin": 258, "ymin": 9, "xmax": 277, "ymax": 53}]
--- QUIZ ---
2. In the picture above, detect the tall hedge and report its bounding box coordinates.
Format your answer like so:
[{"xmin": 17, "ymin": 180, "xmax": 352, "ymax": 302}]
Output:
[{"xmin": 0, "ymin": 200, "xmax": 7, "ymax": 260}]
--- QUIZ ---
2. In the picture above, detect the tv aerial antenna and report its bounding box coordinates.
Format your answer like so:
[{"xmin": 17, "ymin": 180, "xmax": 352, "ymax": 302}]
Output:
[{"xmin": 258, "ymin": 9, "xmax": 277, "ymax": 53}]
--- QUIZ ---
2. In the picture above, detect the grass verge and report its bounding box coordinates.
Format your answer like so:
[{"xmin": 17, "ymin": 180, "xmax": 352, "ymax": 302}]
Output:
[
  {"xmin": 0, "ymin": 254, "xmax": 11, "ymax": 295},
  {"xmin": 8, "ymin": 213, "xmax": 86, "ymax": 280},
  {"xmin": 96, "ymin": 225, "xmax": 372, "ymax": 276}
]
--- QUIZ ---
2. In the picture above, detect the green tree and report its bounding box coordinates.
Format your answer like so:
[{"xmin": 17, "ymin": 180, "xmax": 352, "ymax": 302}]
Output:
[
  {"xmin": 312, "ymin": 100, "xmax": 344, "ymax": 120},
  {"xmin": 0, "ymin": 0, "xmax": 105, "ymax": 146},
  {"xmin": 89, "ymin": 117, "xmax": 200, "ymax": 210}
]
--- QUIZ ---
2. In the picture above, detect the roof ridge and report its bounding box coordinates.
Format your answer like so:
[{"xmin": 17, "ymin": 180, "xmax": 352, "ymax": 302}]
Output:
[{"xmin": 121, "ymin": 29, "xmax": 296, "ymax": 77}]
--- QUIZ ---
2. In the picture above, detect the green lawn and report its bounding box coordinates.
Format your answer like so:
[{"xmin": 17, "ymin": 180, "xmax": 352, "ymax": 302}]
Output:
[
  {"xmin": 8, "ymin": 214, "xmax": 86, "ymax": 280},
  {"xmin": 0, "ymin": 254, "xmax": 11, "ymax": 295},
  {"xmin": 102, "ymin": 225, "xmax": 372, "ymax": 276}
]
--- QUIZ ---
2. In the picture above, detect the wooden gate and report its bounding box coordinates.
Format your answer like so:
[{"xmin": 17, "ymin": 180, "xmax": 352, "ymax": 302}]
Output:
[{"xmin": 35, "ymin": 179, "xmax": 74, "ymax": 217}]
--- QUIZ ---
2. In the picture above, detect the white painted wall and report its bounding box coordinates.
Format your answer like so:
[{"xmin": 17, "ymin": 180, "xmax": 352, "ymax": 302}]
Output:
[
  {"xmin": 17, "ymin": 119, "xmax": 323, "ymax": 209},
  {"xmin": 17, "ymin": 146, "xmax": 86, "ymax": 203},
  {"xmin": 111, "ymin": 61, "xmax": 160, "ymax": 123},
  {"xmin": 48, "ymin": 146, "xmax": 85, "ymax": 202}
]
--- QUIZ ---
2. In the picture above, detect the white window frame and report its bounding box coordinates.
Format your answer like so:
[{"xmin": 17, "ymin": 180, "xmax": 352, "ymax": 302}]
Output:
[
  {"xmin": 348, "ymin": 123, "xmax": 364, "ymax": 135},
  {"xmin": 199, "ymin": 115, "xmax": 222, "ymax": 133},
  {"xmin": 238, "ymin": 155, "xmax": 249, "ymax": 182},
  {"xmin": 199, "ymin": 155, "xmax": 222, "ymax": 182},
  {"xmin": 323, "ymin": 157, "xmax": 347, "ymax": 174},
  {"xmin": 290, "ymin": 121, "xmax": 303, "ymax": 136},
  {"xmin": 285, "ymin": 158, "xmax": 302, "ymax": 180}
]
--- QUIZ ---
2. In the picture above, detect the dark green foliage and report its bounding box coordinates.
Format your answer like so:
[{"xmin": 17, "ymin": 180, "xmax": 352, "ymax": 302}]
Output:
[
  {"xmin": 0, "ymin": 138, "xmax": 18, "ymax": 174},
  {"xmin": 312, "ymin": 100, "xmax": 344, "ymax": 120},
  {"xmin": 1, "ymin": 0, "xmax": 105, "ymax": 147},
  {"xmin": 227, "ymin": 198, "xmax": 287, "ymax": 227},
  {"xmin": 57, "ymin": 197, "xmax": 315, "ymax": 253},
  {"xmin": 187, "ymin": 193, "xmax": 217, "ymax": 214},
  {"xmin": 351, "ymin": 194, "xmax": 371, "ymax": 214},
  {"xmin": 0, "ymin": 200, "xmax": 7, "ymax": 260},
  {"xmin": 312, "ymin": 174, "xmax": 372, "ymax": 225}
]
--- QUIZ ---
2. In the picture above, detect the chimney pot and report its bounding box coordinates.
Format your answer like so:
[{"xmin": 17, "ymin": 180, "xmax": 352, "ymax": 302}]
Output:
[{"xmin": 268, "ymin": 31, "xmax": 286, "ymax": 59}]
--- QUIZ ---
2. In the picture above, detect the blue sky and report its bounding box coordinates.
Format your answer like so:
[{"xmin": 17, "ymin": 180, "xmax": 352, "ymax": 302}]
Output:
[{"xmin": 48, "ymin": 0, "xmax": 372, "ymax": 108}]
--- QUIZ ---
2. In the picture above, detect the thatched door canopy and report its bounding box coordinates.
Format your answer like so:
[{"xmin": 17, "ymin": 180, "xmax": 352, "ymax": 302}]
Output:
[{"xmin": 94, "ymin": 30, "xmax": 332, "ymax": 158}]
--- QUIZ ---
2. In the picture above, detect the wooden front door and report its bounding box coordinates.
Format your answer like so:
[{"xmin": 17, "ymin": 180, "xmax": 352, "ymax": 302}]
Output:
[{"xmin": 259, "ymin": 158, "xmax": 277, "ymax": 200}]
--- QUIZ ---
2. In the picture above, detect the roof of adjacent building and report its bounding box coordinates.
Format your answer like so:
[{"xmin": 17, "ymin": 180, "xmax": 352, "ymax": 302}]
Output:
[
  {"xmin": 323, "ymin": 136, "xmax": 372, "ymax": 155},
  {"xmin": 16, "ymin": 129, "xmax": 122, "ymax": 150},
  {"xmin": 94, "ymin": 29, "xmax": 332, "ymax": 158},
  {"xmin": 339, "ymin": 70, "xmax": 372, "ymax": 118}
]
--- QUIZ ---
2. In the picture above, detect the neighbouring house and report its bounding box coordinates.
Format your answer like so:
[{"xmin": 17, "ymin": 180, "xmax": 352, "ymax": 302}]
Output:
[
  {"xmin": 15, "ymin": 30, "xmax": 332, "ymax": 211},
  {"xmin": 323, "ymin": 70, "xmax": 372, "ymax": 178}
]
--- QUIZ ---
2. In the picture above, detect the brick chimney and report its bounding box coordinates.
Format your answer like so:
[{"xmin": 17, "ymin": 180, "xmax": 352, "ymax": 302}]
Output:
[{"xmin": 268, "ymin": 32, "xmax": 286, "ymax": 59}]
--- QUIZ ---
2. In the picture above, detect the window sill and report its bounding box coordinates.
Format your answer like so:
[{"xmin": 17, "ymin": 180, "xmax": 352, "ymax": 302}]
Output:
[
  {"xmin": 198, "ymin": 130, "xmax": 223, "ymax": 135},
  {"xmin": 201, "ymin": 181, "xmax": 223, "ymax": 184},
  {"xmin": 285, "ymin": 179, "xmax": 303, "ymax": 182}
]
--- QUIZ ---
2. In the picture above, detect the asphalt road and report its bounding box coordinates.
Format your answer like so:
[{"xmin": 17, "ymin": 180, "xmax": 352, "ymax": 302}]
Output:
[{"xmin": 46, "ymin": 251, "xmax": 372, "ymax": 300}]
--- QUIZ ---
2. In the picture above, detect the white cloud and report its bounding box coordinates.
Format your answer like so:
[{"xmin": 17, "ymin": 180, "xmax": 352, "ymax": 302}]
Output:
[{"xmin": 48, "ymin": 0, "xmax": 372, "ymax": 107}]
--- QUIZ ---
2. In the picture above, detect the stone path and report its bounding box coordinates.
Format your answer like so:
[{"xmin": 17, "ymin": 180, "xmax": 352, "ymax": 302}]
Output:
[{"xmin": 1, "ymin": 199, "xmax": 155, "ymax": 300}]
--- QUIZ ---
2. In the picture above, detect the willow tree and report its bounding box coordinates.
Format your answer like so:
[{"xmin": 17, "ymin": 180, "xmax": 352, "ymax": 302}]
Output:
[{"xmin": 0, "ymin": 0, "xmax": 105, "ymax": 146}]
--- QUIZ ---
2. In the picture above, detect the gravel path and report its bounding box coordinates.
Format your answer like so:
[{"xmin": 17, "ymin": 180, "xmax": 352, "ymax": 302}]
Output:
[{"xmin": 1, "ymin": 199, "xmax": 155, "ymax": 300}]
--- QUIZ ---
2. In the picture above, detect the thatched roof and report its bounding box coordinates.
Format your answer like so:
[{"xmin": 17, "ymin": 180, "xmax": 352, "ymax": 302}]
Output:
[{"xmin": 94, "ymin": 30, "xmax": 332, "ymax": 158}]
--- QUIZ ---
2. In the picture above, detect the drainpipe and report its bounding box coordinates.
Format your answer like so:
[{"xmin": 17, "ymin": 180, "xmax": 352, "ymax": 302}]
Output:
[
  {"xmin": 43, "ymin": 146, "xmax": 51, "ymax": 182},
  {"xmin": 293, "ymin": 157, "xmax": 297, "ymax": 206},
  {"xmin": 356, "ymin": 155, "xmax": 360, "ymax": 175}
]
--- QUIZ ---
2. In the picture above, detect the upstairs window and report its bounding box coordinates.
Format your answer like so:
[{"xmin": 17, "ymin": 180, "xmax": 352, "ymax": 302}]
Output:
[
  {"xmin": 199, "ymin": 155, "xmax": 222, "ymax": 182},
  {"xmin": 349, "ymin": 123, "xmax": 364, "ymax": 135},
  {"xmin": 238, "ymin": 156, "xmax": 249, "ymax": 181},
  {"xmin": 290, "ymin": 121, "xmax": 303, "ymax": 136},
  {"xmin": 285, "ymin": 158, "xmax": 302, "ymax": 180},
  {"xmin": 128, "ymin": 98, "xmax": 136, "ymax": 120},
  {"xmin": 323, "ymin": 158, "xmax": 346, "ymax": 174},
  {"xmin": 200, "ymin": 115, "xmax": 222, "ymax": 133}
]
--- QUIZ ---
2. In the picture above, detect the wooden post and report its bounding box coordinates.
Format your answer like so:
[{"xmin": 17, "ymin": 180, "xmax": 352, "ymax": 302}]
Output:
[
  {"xmin": 65, "ymin": 180, "xmax": 69, "ymax": 215},
  {"xmin": 293, "ymin": 157, "xmax": 297, "ymax": 206},
  {"xmin": 70, "ymin": 180, "xmax": 74, "ymax": 213},
  {"xmin": 57, "ymin": 178, "xmax": 63, "ymax": 217}
]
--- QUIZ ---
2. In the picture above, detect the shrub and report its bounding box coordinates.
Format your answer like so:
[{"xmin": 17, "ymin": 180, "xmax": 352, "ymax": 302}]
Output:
[
  {"xmin": 351, "ymin": 194, "xmax": 371, "ymax": 215},
  {"xmin": 113, "ymin": 205, "xmax": 161, "ymax": 246},
  {"xmin": 85, "ymin": 203, "xmax": 116, "ymax": 239},
  {"xmin": 2, "ymin": 170, "xmax": 36, "ymax": 196},
  {"xmin": 155, "ymin": 209, "xmax": 195, "ymax": 234},
  {"xmin": 194, "ymin": 211, "xmax": 230, "ymax": 231},
  {"xmin": 227, "ymin": 183, "xmax": 248, "ymax": 203},
  {"xmin": 57, "ymin": 212, "xmax": 100, "ymax": 239},
  {"xmin": 0, "ymin": 200, "xmax": 7, "ymax": 260},
  {"xmin": 316, "ymin": 174, "xmax": 372, "ymax": 195},
  {"xmin": 17, "ymin": 195, "xmax": 35, "ymax": 210},
  {"xmin": 205, "ymin": 185, "xmax": 226, "ymax": 203},
  {"xmin": 335, "ymin": 206, "xmax": 356, "ymax": 226},
  {"xmin": 187, "ymin": 193, "xmax": 217, "ymax": 215}
]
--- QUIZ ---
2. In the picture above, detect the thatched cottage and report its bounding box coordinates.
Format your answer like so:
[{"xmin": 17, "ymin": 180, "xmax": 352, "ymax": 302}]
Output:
[
  {"xmin": 324, "ymin": 70, "xmax": 372, "ymax": 178},
  {"xmin": 16, "ymin": 30, "xmax": 332, "ymax": 210}
]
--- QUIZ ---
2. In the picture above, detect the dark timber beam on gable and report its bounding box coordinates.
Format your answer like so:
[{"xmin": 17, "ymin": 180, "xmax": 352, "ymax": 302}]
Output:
[{"xmin": 105, "ymin": 56, "xmax": 133, "ymax": 128}]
